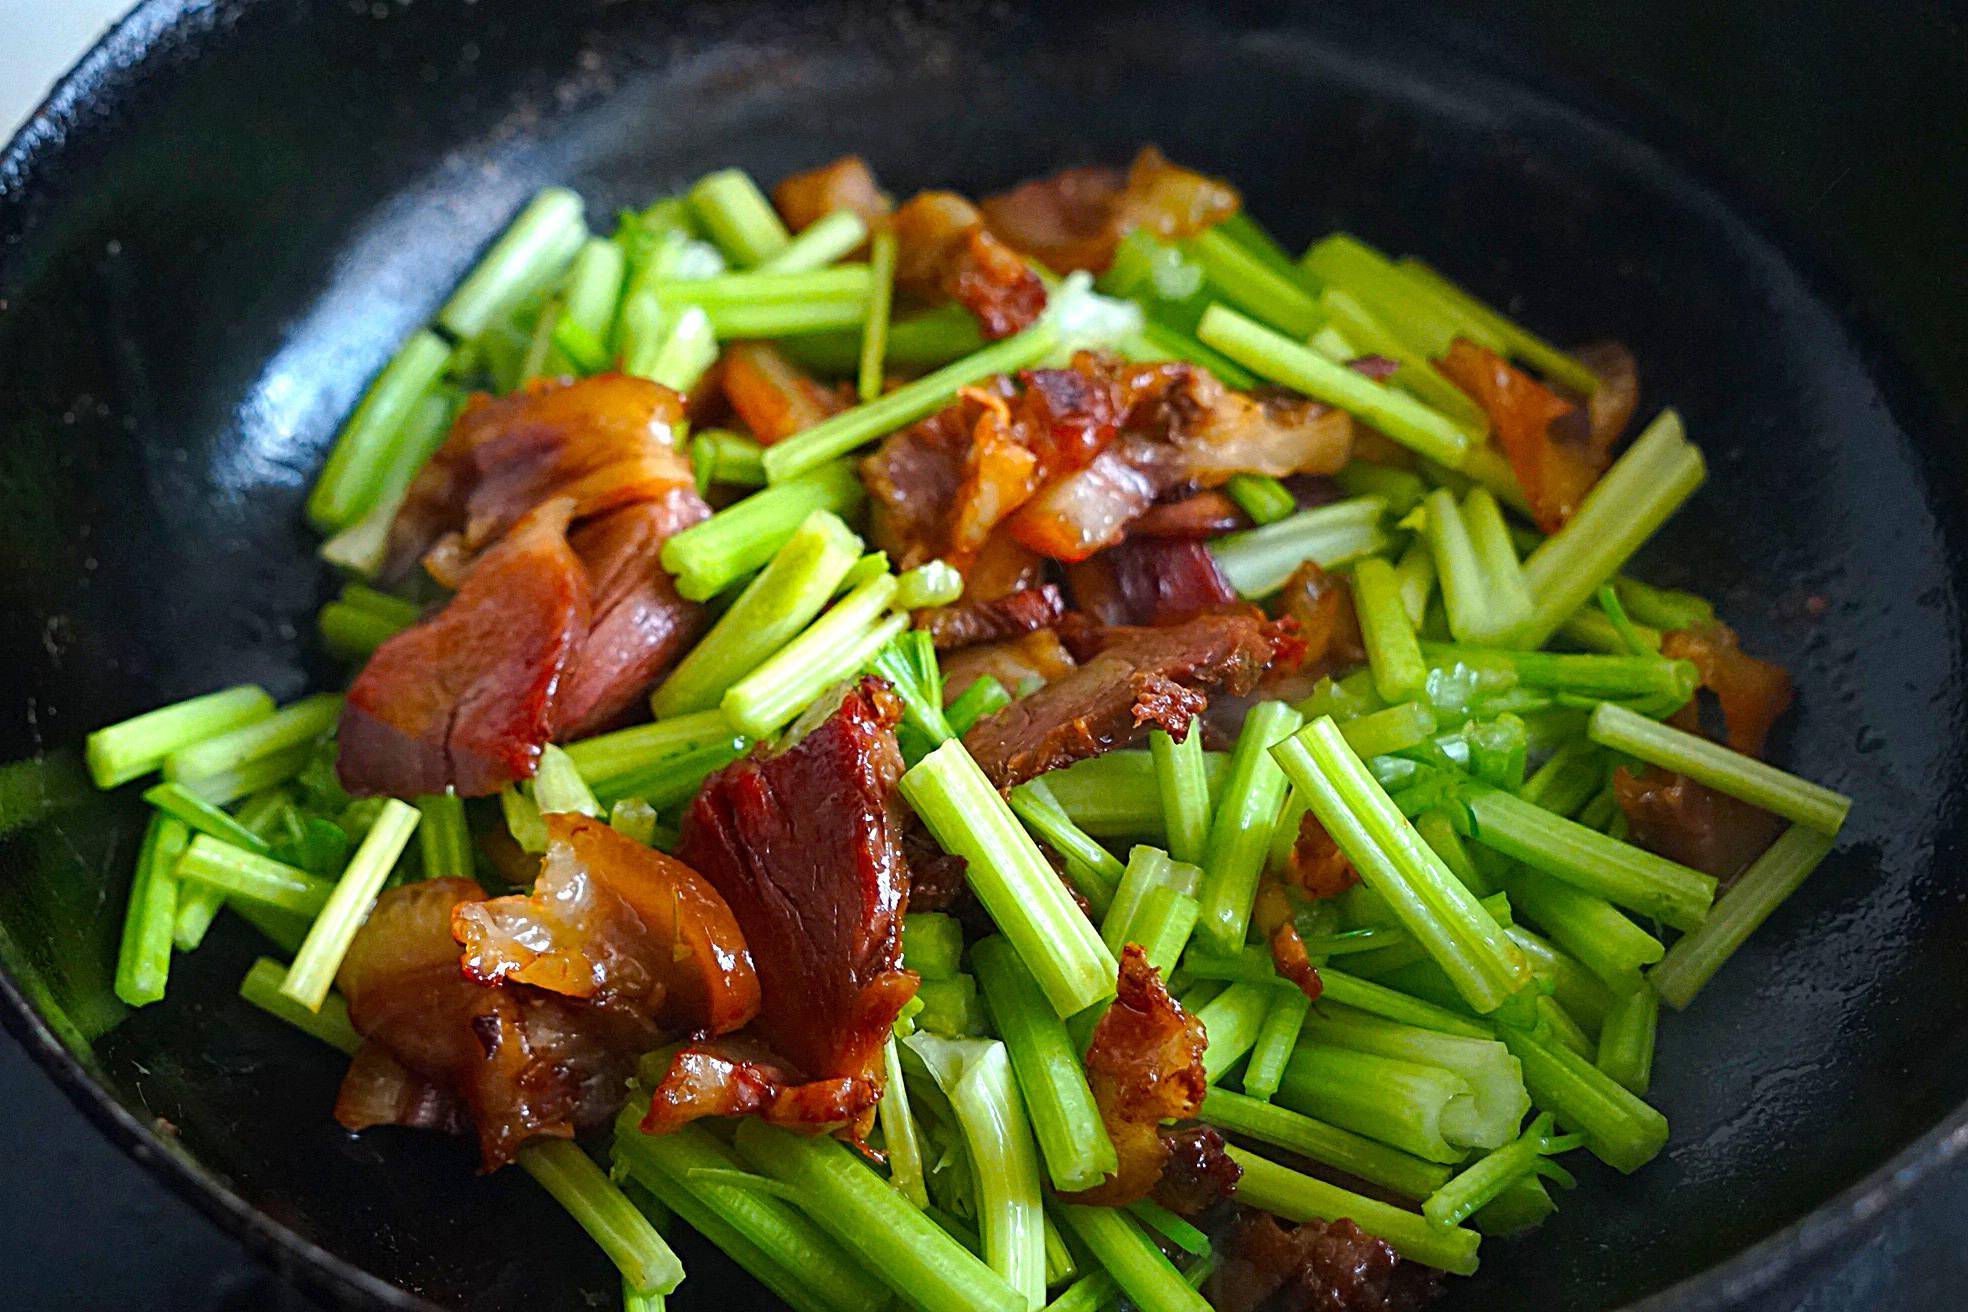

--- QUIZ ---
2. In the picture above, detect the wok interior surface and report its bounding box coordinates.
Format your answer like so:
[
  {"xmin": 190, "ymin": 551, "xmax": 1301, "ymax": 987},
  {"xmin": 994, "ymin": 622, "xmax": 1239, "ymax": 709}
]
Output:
[{"xmin": 1, "ymin": 1, "xmax": 1964, "ymax": 1308}]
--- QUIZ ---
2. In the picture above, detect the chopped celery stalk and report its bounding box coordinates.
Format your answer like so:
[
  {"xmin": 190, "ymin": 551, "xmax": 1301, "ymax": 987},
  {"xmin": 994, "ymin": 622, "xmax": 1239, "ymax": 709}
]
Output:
[
  {"xmin": 1226, "ymin": 1146, "xmax": 1481, "ymax": 1276},
  {"xmin": 1498, "ymin": 1022, "xmax": 1668, "ymax": 1173},
  {"xmin": 1335, "ymin": 461, "xmax": 1430, "ymax": 517},
  {"xmin": 660, "ymin": 463, "xmax": 866, "ymax": 601},
  {"xmin": 1508, "ymin": 872, "xmax": 1664, "ymax": 995},
  {"xmin": 1614, "ymin": 575, "xmax": 1715, "ymax": 630},
  {"xmin": 1508, "ymin": 925, "xmax": 1614, "ymax": 1035},
  {"xmin": 567, "ymin": 709, "xmax": 747, "ymax": 784},
  {"xmin": 687, "ymin": 168, "xmax": 791, "ymax": 266},
  {"xmin": 764, "ymin": 320, "xmax": 1061, "ymax": 483},
  {"xmin": 1278, "ymin": 1042, "xmax": 1474, "ymax": 1162},
  {"xmin": 280, "ymin": 799, "xmax": 419, "ymax": 1011},
  {"xmin": 1559, "ymin": 604, "xmax": 1661, "ymax": 656},
  {"xmin": 557, "ymin": 236, "xmax": 628, "ymax": 348},
  {"xmin": 114, "ymin": 816, "xmax": 187, "ymax": 1007},
  {"xmin": 1216, "ymin": 211, "xmax": 1304, "ymax": 278},
  {"xmin": 1461, "ymin": 783, "xmax": 1716, "ymax": 932},
  {"xmin": 1318, "ymin": 286, "xmax": 1490, "ymax": 430},
  {"xmin": 1123, "ymin": 319, "xmax": 1257, "ymax": 387},
  {"xmin": 1039, "ymin": 750, "xmax": 1229, "ymax": 841},
  {"xmin": 239, "ymin": 956, "xmax": 360, "ymax": 1052},
  {"xmin": 1317, "ymin": 968, "xmax": 1494, "ymax": 1041},
  {"xmin": 1419, "ymin": 645, "xmax": 1699, "ymax": 702},
  {"xmin": 86, "ymin": 685, "xmax": 274, "ymax": 790},
  {"xmin": 1520, "ymin": 738, "xmax": 1609, "ymax": 816},
  {"xmin": 1353, "ymin": 557, "xmax": 1427, "ymax": 703},
  {"xmin": 1197, "ymin": 982, "xmax": 1277, "ymax": 1084},
  {"xmin": 1201, "ymin": 1089, "xmax": 1452, "ymax": 1201},
  {"xmin": 1337, "ymin": 701, "xmax": 1436, "ymax": 761},
  {"xmin": 1242, "ymin": 985, "xmax": 1312, "ymax": 1100},
  {"xmin": 1422, "ymin": 1112, "xmax": 1578, "ymax": 1231},
  {"xmin": 858, "ymin": 227, "xmax": 899, "ymax": 401},
  {"xmin": 1588, "ymin": 702, "xmax": 1850, "ymax": 835},
  {"xmin": 141, "ymin": 782, "xmax": 272, "ymax": 856},
  {"xmin": 1536, "ymin": 994, "xmax": 1595, "ymax": 1058},
  {"xmin": 1126, "ymin": 1199, "xmax": 1208, "ymax": 1257},
  {"xmin": 643, "ymin": 305, "xmax": 718, "ymax": 392},
  {"xmin": 722, "ymin": 577, "xmax": 904, "ymax": 738},
  {"xmin": 901, "ymin": 741, "xmax": 1118, "ymax": 1017},
  {"xmin": 174, "ymin": 836, "xmax": 335, "ymax": 917},
  {"xmin": 879, "ymin": 1036, "xmax": 930, "ymax": 1207},
  {"xmin": 531, "ymin": 744, "xmax": 600, "ymax": 817},
  {"xmin": 1008, "ymin": 779, "xmax": 1124, "ymax": 917},
  {"xmin": 905, "ymin": 1035, "xmax": 1049, "ymax": 1308},
  {"xmin": 693, "ymin": 428, "xmax": 767, "ymax": 488},
  {"xmin": 1198, "ymin": 305, "xmax": 1472, "ymax": 467},
  {"xmin": 1208, "ymin": 495, "xmax": 1390, "ymax": 599},
  {"xmin": 973, "ymin": 935, "xmax": 1118, "ymax": 1193},
  {"xmin": 1044, "ymin": 1271, "xmax": 1117, "ymax": 1312},
  {"xmin": 1518, "ymin": 411, "xmax": 1706, "ymax": 648},
  {"xmin": 1420, "ymin": 487, "xmax": 1521, "ymax": 645},
  {"xmin": 591, "ymin": 737, "xmax": 750, "ymax": 813},
  {"xmin": 1650, "ymin": 824, "xmax": 1837, "ymax": 1009},
  {"xmin": 501, "ymin": 784, "xmax": 548, "ymax": 853},
  {"xmin": 1300, "ymin": 1006, "xmax": 1529, "ymax": 1151},
  {"xmin": 609, "ymin": 798, "xmax": 661, "ymax": 847},
  {"xmin": 656, "ymin": 512, "xmax": 865, "ymax": 717},
  {"xmin": 756, "ymin": 209, "xmax": 869, "ymax": 274},
  {"xmin": 1224, "ymin": 473, "xmax": 1297, "ymax": 525},
  {"xmin": 306, "ymin": 330, "xmax": 455, "ymax": 531},
  {"xmin": 1394, "ymin": 537, "xmax": 1438, "ymax": 628},
  {"xmin": 1149, "ymin": 729, "xmax": 1212, "ymax": 866},
  {"xmin": 837, "ymin": 550, "xmax": 890, "ymax": 593},
  {"xmin": 1472, "ymin": 1174, "xmax": 1557, "ymax": 1237},
  {"xmin": 1300, "ymin": 234, "xmax": 1504, "ymax": 358},
  {"xmin": 1396, "ymin": 257, "xmax": 1601, "ymax": 396},
  {"xmin": 1052, "ymin": 1204, "xmax": 1211, "ymax": 1312},
  {"xmin": 1185, "ymin": 226, "xmax": 1322, "ymax": 336},
  {"xmin": 416, "ymin": 793, "xmax": 474, "ymax": 879},
  {"xmin": 1101, "ymin": 845, "xmax": 1203, "ymax": 960},
  {"xmin": 653, "ymin": 264, "xmax": 870, "ymax": 308},
  {"xmin": 1465, "ymin": 713, "xmax": 1528, "ymax": 793},
  {"xmin": 734, "ymin": 1120, "xmax": 1026, "ymax": 1312},
  {"xmin": 519, "ymin": 1139, "xmax": 685, "ymax": 1297},
  {"xmin": 1595, "ymin": 985, "xmax": 1659, "ymax": 1094},
  {"xmin": 1301, "ymin": 892, "xmax": 1512, "ymax": 964},
  {"xmin": 1272, "ymin": 718, "xmax": 1530, "ymax": 1013},
  {"xmin": 1129, "ymin": 885, "xmax": 1201, "ymax": 979},
  {"xmin": 1197, "ymin": 702, "xmax": 1304, "ymax": 952},
  {"xmin": 317, "ymin": 389, "xmax": 457, "ymax": 577},
  {"xmin": 1462, "ymin": 486, "xmax": 1535, "ymax": 640},
  {"xmin": 518, "ymin": 292, "xmax": 564, "ymax": 385},
  {"xmin": 615, "ymin": 1115, "xmax": 884, "ymax": 1312},
  {"xmin": 903, "ymin": 912, "xmax": 966, "ymax": 979},
  {"xmin": 318, "ymin": 602, "xmax": 406, "ymax": 659},
  {"xmin": 896, "ymin": 559, "xmax": 964, "ymax": 609},
  {"xmin": 438, "ymin": 187, "xmax": 585, "ymax": 338},
  {"xmin": 1179, "ymin": 945, "xmax": 1285, "ymax": 986},
  {"xmin": 162, "ymin": 693, "xmax": 341, "ymax": 785}
]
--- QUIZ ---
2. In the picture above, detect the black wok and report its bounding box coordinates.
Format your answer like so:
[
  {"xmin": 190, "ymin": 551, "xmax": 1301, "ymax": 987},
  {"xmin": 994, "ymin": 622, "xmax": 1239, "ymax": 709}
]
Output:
[{"xmin": 1, "ymin": 1, "xmax": 1964, "ymax": 1308}]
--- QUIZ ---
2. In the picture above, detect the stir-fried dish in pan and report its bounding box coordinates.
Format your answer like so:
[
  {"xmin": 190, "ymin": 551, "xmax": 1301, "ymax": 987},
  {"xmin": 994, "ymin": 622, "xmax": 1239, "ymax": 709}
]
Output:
[{"xmin": 83, "ymin": 149, "xmax": 1853, "ymax": 1312}]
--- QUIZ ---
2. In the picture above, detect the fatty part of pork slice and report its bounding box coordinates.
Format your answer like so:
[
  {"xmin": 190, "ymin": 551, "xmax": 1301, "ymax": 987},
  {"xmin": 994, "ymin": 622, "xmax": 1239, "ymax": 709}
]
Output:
[
  {"xmin": 641, "ymin": 678, "xmax": 917, "ymax": 1138},
  {"xmin": 892, "ymin": 190, "xmax": 1048, "ymax": 339},
  {"xmin": 980, "ymin": 146, "xmax": 1241, "ymax": 275},
  {"xmin": 337, "ymin": 498, "xmax": 589, "ymax": 798},
  {"xmin": 383, "ymin": 372, "xmax": 692, "ymax": 584},
  {"xmin": 452, "ymin": 813, "xmax": 761, "ymax": 1036},
  {"xmin": 918, "ymin": 584, "xmax": 1066, "ymax": 652},
  {"xmin": 334, "ymin": 877, "xmax": 656, "ymax": 1170},
  {"xmin": 962, "ymin": 610, "xmax": 1285, "ymax": 790}
]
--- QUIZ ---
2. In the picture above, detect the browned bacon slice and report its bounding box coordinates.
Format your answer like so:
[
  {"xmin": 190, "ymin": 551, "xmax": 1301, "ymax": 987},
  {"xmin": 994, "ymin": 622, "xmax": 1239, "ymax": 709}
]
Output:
[
  {"xmin": 981, "ymin": 146, "xmax": 1241, "ymax": 274},
  {"xmin": 1212, "ymin": 1211, "xmax": 1445, "ymax": 1312},
  {"xmin": 719, "ymin": 342, "xmax": 848, "ymax": 445},
  {"xmin": 772, "ymin": 155, "xmax": 891, "ymax": 233},
  {"xmin": 892, "ymin": 191, "xmax": 1048, "ymax": 339},
  {"xmin": 1067, "ymin": 537, "xmax": 1236, "ymax": 628},
  {"xmin": 1153, "ymin": 1123, "xmax": 1243, "ymax": 1218},
  {"xmin": 1613, "ymin": 765, "xmax": 1782, "ymax": 883},
  {"xmin": 920, "ymin": 584, "xmax": 1066, "ymax": 651}
]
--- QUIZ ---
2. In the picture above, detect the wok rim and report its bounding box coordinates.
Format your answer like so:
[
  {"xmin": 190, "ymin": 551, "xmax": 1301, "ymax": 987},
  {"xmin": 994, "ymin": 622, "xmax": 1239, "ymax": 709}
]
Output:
[{"xmin": 1, "ymin": 2, "xmax": 1962, "ymax": 1310}]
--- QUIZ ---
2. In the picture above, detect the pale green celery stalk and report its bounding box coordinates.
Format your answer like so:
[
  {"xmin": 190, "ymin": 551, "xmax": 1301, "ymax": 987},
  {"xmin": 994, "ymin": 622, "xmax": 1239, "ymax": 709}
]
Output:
[
  {"xmin": 316, "ymin": 387, "xmax": 455, "ymax": 576},
  {"xmin": 1518, "ymin": 411, "xmax": 1706, "ymax": 648},
  {"xmin": 609, "ymin": 798, "xmax": 661, "ymax": 847},
  {"xmin": 1416, "ymin": 808, "xmax": 1491, "ymax": 895},
  {"xmin": 1101, "ymin": 845, "xmax": 1203, "ymax": 960},
  {"xmin": 175, "ymin": 788, "xmax": 289, "ymax": 949},
  {"xmin": 520, "ymin": 1140, "xmax": 685, "ymax": 1297},
  {"xmin": 1300, "ymin": 234, "xmax": 1504, "ymax": 358},
  {"xmin": 530, "ymin": 744, "xmax": 600, "ymax": 817},
  {"xmin": 1052, "ymin": 1204, "xmax": 1210, "ymax": 1312},
  {"xmin": 896, "ymin": 560, "xmax": 964, "ymax": 609},
  {"xmin": 1226, "ymin": 1146, "xmax": 1481, "ymax": 1275},
  {"xmin": 1207, "ymin": 496, "xmax": 1390, "ymax": 598},
  {"xmin": 905, "ymin": 1034, "xmax": 1049, "ymax": 1309},
  {"xmin": 693, "ymin": 428, "xmax": 766, "ymax": 489},
  {"xmin": 1300, "ymin": 1005, "xmax": 1529, "ymax": 1151},
  {"xmin": 1195, "ymin": 701, "xmax": 1303, "ymax": 952},
  {"xmin": 1316, "ymin": 967, "xmax": 1492, "ymax": 1038},
  {"xmin": 1507, "ymin": 872, "xmax": 1663, "ymax": 996},
  {"xmin": 567, "ymin": 709, "xmax": 747, "ymax": 784},
  {"xmin": 1044, "ymin": 1214, "xmax": 1079, "ymax": 1286},
  {"xmin": 1588, "ymin": 702, "xmax": 1850, "ymax": 835},
  {"xmin": 1471, "ymin": 1174, "xmax": 1557, "ymax": 1237},
  {"xmin": 1338, "ymin": 701, "xmax": 1437, "ymax": 761},
  {"xmin": 1224, "ymin": 473, "xmax": 1298, "ymax": 525},
  {"xmin": 901, "ymin": 741, "xmax": 1118, "ymax": 1017},
  {"xmin": 1043, "ymin": 1271, "xmax": 1118, "ymax": 1312},
  {"xmin": 1352, "ymin": 556, "xmax": 1427, "ymax": 702},
  {"xmin": 756, "ymin": 210, "xmax": 868, "ymax": 274},
  {"xmin": 1334, "ymin": 461, "xmax": 1430, "ymax": 517},
  {"xmin": 1149, "ymin": 729, "xmax": 1211, "ymax": 865},
  {"xmin": 1595, "ymin": 985, "xmax": 1659, "ymax": 1094},
  {"xmin": 653, "ymin": 510, "xmax": 862, "ymax": 715},
  {"xmin": 141, "ymin": 782, "xmax": 273, "ymax": 855},
  {"xmin": 501, "ymin": 784, "xmax": 548, "ymax": 853},
  {"xmin": 1122, "ymin": 319, "xmax": 1258, "ymax": 387},
  {"xmin": 591, "ymin": 738, "xmax": 750, "ymax": 813},
  {"xmin": 279, "ymin": 799, "xmax": 419, "ymax": 1010},
  {"xmin": 162, "ymin": 693, "xmax": 340, "ymax": 785},
  {"xmin": 1038, "ymin": 750, "xmax": 1229, "ymax": 843},
  {"xmin": 659, "ymin": 462, "xmax": 866, "ymax": 601},
  {"xmin": 1215, "ymin": 211, "xmax": 1304, "ymax": 278},
  {"xmin": 1127, "ymin": 888, "xmax": 1203, "ymax": 980},
  {"xmin": 1508, "ymin": 925, "xmax": 1614, "ymax": 1035},
  {"xmin": 836, "ymin": 551, "xmax": 890, "ymax": 594},
  {"xmin": 1419, "ymin": 487, "xmax": 1503, "ymax": 645},
  {"xmin": 1198, "ymin": 305, "xmax": 1471, "ymax": 468},
  {"xmin": 903, "ymin": 913, "xmax": 965, "ymax": 979},
  {"xmin": 1498, "ymin": 1022, "xmax": 1668, "ymax": 1172},
  {"xmin": 687, "ymin": 169, "xmax": 791, "ymax": 266},
  {"xmin": 1272, "ymin": 717, "xmax": 1530, "ymax": 1014},
  {"xmin": 1420, "ymin": 646, "xmax": 1698, "ymax": 703},
  {"xmin": 734, "ymin": 1120, "xmax": 1025, "ymax": 1312},
  {"xmin": 1435, "ymin": 445, "xmax": 1534, "ymax": 517},
  {"xmin": 1394, "ymin": 537, "xmax": 1438, "ymax": 627},
  {"xmin": 1318, "ymin": 286, "xmax": 1490, "ymax": 431},
  {"xmin": 972, "ymin": 935, "xmax": 1117, "ymax": 1194},
  {"xmin": 642, "ymin": 305, "xmax": 718, "ymax": 392},
  {"xmin": 114, "ymin": 816, "xmax": 188, "ymax": 1006},
  {"xmin": 1201, "ymin": 1089, "xmax": 1452, "ymax": 1201},
  {"xmin": 1461, "ymin": 784, "xmax": 1716, "ymax": 932},
  {"xmin": 438, "ymin": 187, "xmax": 585, "ymax": 338},
  {"xmin": 1422, "ymin": 1112, "xmax": 1577, "ymax": 1231},
  {"xmin": 557, "ymin": 236, "xmax": 627, "ymax": 352},
  {"xmin": 722, "ymin": 575, "xmax": 903, "ymax": 738},
  {"xmin": 1650, "ymin": 824, "xmax": 1837, "ymax": 1009},
  {"xmin": 306, "ymin": 331, "xmax": 455, "ymax": 531},
  {"xmin": 1560, "ymin": 605, "xmax": 1662, "ymax": 655},
  {"xmin": 858, "ymin": 227, "xmax": 899, "ymax": 402},
  {"xmin": 174, "ymin": 835, "xmax": 335, "ymax": 916},
  {"xmin": 879, "ymin": 1038, "xmax": 929, "ymax": 1207},
  {"xmin": 1008, "ymin": 779, "xmax": 1125, "ymax": 917},
  {"xmin": 1395, "ymin": 256, "xmax": 1601, "ymax": 395},
  {"xmin": 1276, "ymin": 1044, "xmax": 1467, "ymax": 1162},
  {"xmin": 86, "ymin": 685, "xmax": 274, "ymax": 790},
  {"xmin": 763, "ymin": 320, "xmax": 1060, "ymax": 482},
  {"xmin": 1614, "ymin": 575, "xmax": 1715, "ymax": 630},
  {"xmin": 1198, "ymin": 982, "xmax": 1278, "ymax": 1084},
  {"xmin": 415, "ymin": 793, "xmax": 474, "ymax": 879},
  {"xmin": 517, "ymin": 292, "xmax": 564, "ymax": 385},
  {"xmin": 1185, "ymin": 226, "xmax": 1322, "ymax": 336},
  {"xmin": 1520, "ymin": 738, "xmax": 1608, "ymax": 817},
  {"xmin": 1241, "ymin": 985, "xmax": 1312, "ymax": 1101},
  {"xmin": 318, "ymin": 601, "xmax": 407, "ymax": 658},
  {"xmin": 1177, "ymin": 944, "xmax": 1286, "ymax": 986},
  {"xmin": 239, "ymin": 956, "xmax": 361, "ymax": 1052},
  {"xmin": 1461, "ymin": 486, "xmax": 1534, "ymax": 642}
]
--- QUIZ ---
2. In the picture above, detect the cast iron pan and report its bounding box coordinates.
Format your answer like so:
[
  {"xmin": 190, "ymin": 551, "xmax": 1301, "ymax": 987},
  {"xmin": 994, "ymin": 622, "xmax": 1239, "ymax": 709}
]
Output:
[{"xmin": 2, "ymin": 1, "xmax": 1964, "ymax": 1308}]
